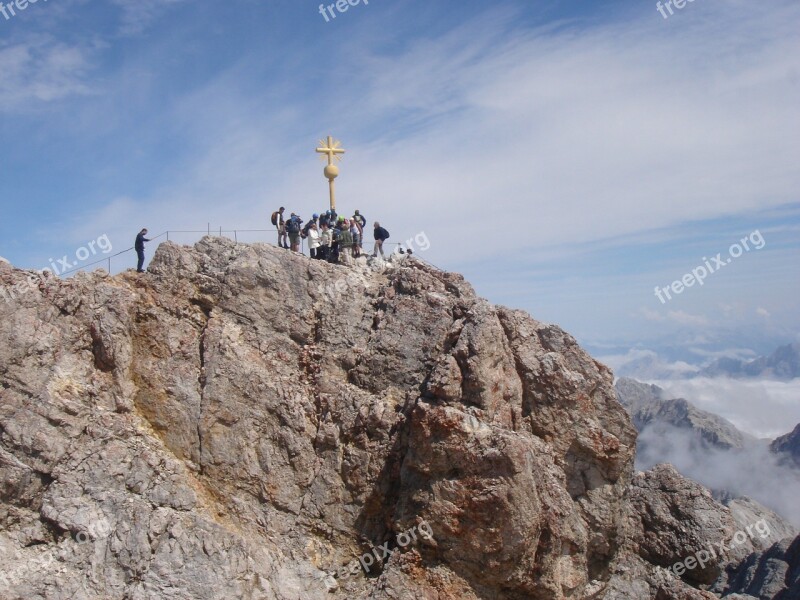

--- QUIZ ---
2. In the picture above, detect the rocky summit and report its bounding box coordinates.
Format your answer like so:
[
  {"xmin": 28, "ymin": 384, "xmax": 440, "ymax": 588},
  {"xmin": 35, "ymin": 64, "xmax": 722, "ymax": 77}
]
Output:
[{"xmin": 0, "ymin": 237, "xmax": 796, "ymax": 599}]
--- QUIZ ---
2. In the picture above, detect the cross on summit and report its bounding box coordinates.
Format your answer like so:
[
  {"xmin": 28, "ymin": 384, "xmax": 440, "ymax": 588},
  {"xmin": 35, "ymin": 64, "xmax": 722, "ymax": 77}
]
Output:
[
  {"xmin": 316, "ymin": 136, "xmax": 346, "ymax": 165},
  {"xmin": 315, "ymin": 136, "xmax": 346, "ymax": 211}
]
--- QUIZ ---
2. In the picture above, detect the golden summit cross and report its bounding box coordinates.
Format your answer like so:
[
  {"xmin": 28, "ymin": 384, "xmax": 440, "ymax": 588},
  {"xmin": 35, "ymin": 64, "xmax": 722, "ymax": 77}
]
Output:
[
  {"xmin": 316, "ymin": 136, "xmax": 346, "ymax": 211},
  {"xmin": 316, "ymin": 136, "xmax": 346, "ymax": 165}
]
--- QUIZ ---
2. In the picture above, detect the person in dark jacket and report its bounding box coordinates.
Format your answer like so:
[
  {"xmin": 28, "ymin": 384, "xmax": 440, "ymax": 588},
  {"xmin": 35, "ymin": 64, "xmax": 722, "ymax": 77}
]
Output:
[
  {"xmin": 135, "ymin": 229, "xmax": 150, "ymax": 272},
  {"xmin": 372, "ymin": 222, "xmax": 389, "ymax": 258}
]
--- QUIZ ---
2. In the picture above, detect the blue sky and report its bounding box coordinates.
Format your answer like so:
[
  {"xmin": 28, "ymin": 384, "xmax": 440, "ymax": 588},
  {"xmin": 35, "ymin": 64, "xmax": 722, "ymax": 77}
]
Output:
[{"xmin": 1, "ymin": 0, "xmax": 798, "ymax": 355}]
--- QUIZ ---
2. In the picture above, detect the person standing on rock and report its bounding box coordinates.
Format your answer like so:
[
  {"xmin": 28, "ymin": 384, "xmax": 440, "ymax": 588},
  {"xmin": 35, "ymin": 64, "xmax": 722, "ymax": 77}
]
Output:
[
  {"xmin": 349, "ymin": 218, "xmax": 361, "ymax": 258},
  {"xmin": 353, "ymin": 210, "xmax": 366, "ymax": 230},
  {"xmin": 135, "ymin": 228, "xmax": 150, "ymax": 273},
  {"xmin": 338, "ymin": 219, "xmax": 354, "ymax": 265},
  {"xmin": 353, "ymin": 210, "xmax": 366, "ymax": 256},
  {"xmin": 328, "ymin": 219, "xmax": 342, "ymax": 263},
  {"xmin": 271, "ymin": 207, "xmax": 288, "ymax": 249},
  {"xmin": 372, "ymin": 222, "xmax": 390, "ymax": 258},
  {"xmin": 319, "ymin": 223, "xmax": 332, "ymax": 261},
  {"xmin": 286, "ymin": 213, "xmax": 303, "ymax": 253},
  {"xmin": 308, "ymin": 222, "xmax": 321, "ymax": 259}
]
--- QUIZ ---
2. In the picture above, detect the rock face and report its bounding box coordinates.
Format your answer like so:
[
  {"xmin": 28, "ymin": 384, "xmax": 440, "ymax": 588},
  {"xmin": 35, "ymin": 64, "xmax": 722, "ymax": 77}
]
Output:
[
  {"xmin": 616, "ymin": 377, "xmax": 800, "ymax": 529},
  {"xmin": 771, "ymin": 424, "xmax": 800, "ymax": 468},
  {"xmin": 615, "ymin": 378, "xmax": 753, "ymax": 451},
  {"xmin": 0, "ymin": 237, "xmax": 782, "ymax": 599},
  {"xmin": 712, "ymin": 535, "xmax": 800, "ymax": 599},
  {"xmin": 625, "ymin": 465, "xmax": 789, "ymax": 587}
]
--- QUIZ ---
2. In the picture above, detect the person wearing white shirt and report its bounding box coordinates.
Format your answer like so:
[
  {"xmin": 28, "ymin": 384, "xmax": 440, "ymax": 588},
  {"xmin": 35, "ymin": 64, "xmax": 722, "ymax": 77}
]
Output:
[{"xmin": 308, "ymin": 223, "xmax": 321, "ymax": 259}]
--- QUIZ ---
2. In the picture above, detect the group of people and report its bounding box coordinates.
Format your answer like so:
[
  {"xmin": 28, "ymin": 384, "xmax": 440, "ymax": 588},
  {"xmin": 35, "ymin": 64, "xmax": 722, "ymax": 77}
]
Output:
[
  {"xmin": 270, "ymin": 207, "xmax": 392, "ymax": 264},
  {"xmin": 133, "ymin": 208, "xmax": 395, "ymax": 272}
]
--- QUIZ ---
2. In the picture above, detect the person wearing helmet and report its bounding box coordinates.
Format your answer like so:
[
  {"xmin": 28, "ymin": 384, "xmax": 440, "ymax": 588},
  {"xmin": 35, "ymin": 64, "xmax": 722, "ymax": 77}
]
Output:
[{"xmin": 302, "ymin": 214, "xmax": 320, "ymax": 241}]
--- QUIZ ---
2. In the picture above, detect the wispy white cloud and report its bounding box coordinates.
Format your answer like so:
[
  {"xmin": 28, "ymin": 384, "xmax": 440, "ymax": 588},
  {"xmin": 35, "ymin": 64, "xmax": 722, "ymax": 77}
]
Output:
[
  {"xmin": 0, "ymin": 38, "xmax": 95, "ymax": 108},
  {"xmin": 5, "ymin": 0, "xmax": 798, "ymax": 344},
  {"xmin": 667, "ymin": 310, "xmax": 709, "ymax": 327},
  {"xmin": 636, "ymin": 308, "xmax": 710, "ymax": 327},
  {"xmin": 651, "ymin": 377, "xmax": 800, "ymax": 439},
  {"xmin": 636, "ymin": 423, "xmax": 800, "ymax": 527},
  {"xmin": 58, "ymin": 0, "xmax": 800, "ymax": 263},
  {"xmin": 109, "ymin": 0, "xmax": 188, "ymax": 35}
]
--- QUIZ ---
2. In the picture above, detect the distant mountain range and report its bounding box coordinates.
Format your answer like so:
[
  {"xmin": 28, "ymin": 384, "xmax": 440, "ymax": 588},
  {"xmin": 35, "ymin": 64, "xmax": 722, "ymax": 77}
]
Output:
[
  {"xmin": 615, "ymin": 377, "xmax": 754, "ymax": 450},
  {"xmin": 771, "ymin": 424, "xmax": 800, "ymax": 468},
  {"xmin": 701, "ymin": 343, "xmax": 800, "ymax": 379},
  {"xmin": 614, "ymin": 342, "xmax": 800, "ymax": 380},
  {"xmin": 615, "ymin": 377, "xmax": 800, "ymax": 525}
]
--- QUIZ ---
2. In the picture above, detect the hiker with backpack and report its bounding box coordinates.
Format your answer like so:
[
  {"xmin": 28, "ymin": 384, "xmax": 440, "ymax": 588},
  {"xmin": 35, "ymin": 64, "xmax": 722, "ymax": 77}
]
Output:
[
  {"xmin": 271, "ymin": 207, "xmax": 288, "ymax": 249},
  {"xmin": 319, "ymin": 210, "xmax": 332, "ymax": 229},
  {"xmin": 353, "ymin": 210, "xmax": 366, "ymax": 230},
  {"xmin": 301, "ymin": 214, "xmax": 319, "ymax": 242},
  {"xmin": 372, "ymin": 222, "xmax": 390, "ymax": 258},
  {"xmin": 286, "ymin": 213, "xmax": 304, "ymax": 252}
]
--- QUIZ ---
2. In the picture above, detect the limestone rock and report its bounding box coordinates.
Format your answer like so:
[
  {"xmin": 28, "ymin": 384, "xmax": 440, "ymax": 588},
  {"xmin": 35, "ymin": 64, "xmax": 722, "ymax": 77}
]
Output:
[
  {"xmin": 771, "ymin": 424, "xmax": 800, "ymax": 468},
  {"xmin": 0, "ymin": 237, "xmax": 748, "ymax": 599},
  {"xmin": 712, "ymin": 534, "xmax": 800, "ymax": 599},
  {"xmin": 616, "ymin": 378, "xmax": 753, "ymax": 451}
]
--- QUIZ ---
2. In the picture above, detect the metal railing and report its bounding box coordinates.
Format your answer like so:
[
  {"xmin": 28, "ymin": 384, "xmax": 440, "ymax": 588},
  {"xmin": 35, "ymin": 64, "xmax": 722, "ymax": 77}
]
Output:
[{"xmin": 59, "ymin": 228, "xmax": 407, "ymax": 277}]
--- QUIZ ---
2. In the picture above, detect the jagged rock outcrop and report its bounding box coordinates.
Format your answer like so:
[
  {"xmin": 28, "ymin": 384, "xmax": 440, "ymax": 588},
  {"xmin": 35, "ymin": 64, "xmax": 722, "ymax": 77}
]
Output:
[
  {"xmin": 0, "ymin": 238, "xmax": 783, "ymax": 599},
  {"xmin": 615, "ymin": 378, "xmax": 753, "ymax": 451},
  {"xmin": 616, "ymin": 378, "xmax": 800, "ymax": 530},
  {"xmin": 771, "ymin": 424, "xmax": 800, "ymax": 468},
  {"xmin": 724, "ymin": 498, "xmax": 797, "ymax": 551},
  {"xmin": 625, "ymin": 465, "xmax": 788, "ymax": 588},
  {"xmin": 711, "ymin": 535, "xmax": 800, "ymax": 599}
]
